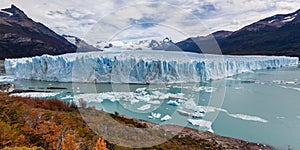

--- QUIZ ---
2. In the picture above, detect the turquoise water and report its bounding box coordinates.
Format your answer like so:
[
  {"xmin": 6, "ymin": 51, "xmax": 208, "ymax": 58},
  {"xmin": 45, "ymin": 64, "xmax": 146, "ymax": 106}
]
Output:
[{"xmin": 8, "ymin": 66, "xmax": 300, "ymax": 149}]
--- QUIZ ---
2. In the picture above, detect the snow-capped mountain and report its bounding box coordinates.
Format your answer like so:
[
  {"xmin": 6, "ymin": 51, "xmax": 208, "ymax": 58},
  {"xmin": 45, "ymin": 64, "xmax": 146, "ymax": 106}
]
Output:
[
  {"xmin": 239, "ymin": 9, "xmax": 300, "ymax": 32},
  {"xmin": 94, "ymin": 37, "xmax": 176, "ymax": 50},
  {"xmin": 0, "ymin": 5, "xmax": 76, "ymax": 59},
  {"xmin": 63, "ymin": 35, "xmax": 102, "ymax": 52},
  {"xmin": 175, "ymin": 8, "xmax": 300, "ymax": 58}
]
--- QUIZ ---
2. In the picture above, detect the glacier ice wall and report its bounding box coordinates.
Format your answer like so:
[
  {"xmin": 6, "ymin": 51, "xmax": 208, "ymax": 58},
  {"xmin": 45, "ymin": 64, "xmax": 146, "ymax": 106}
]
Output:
[{"xmin": 4, "ymin": 51, "xmax": 299, "ymax": 83}]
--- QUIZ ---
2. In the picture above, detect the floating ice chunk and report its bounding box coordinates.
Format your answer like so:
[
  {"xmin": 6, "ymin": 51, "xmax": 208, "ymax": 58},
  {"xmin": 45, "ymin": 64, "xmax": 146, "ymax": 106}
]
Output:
[
  {"xmin": 73, "ymin": 91, "xmax": 190, "ymax": 105},
  {"xmin": 147, "ymin": 100, "xmax": 161, "ymax": 105},
  {"xmin": 273, "ymin": 80, "xmax": 282, "ymax": 84},
  {"xmin": 187, "ymin": 119, "xmax": 213, "ymax": 131},
  {"xmin": 280, "ymin": 86, "xmax": 300, "ymax": 92},
  {"xmin": 234, "ymin": 87, "xmax": 242, "ymax": 90},
  {"xmin": 60, "ymin": 95, "xmax": 74, "ymax": 100},
  {"xmin": 204, "ymin": 87, "xmax": 216, "ymax": 93},
  {"xmin": 10, "ymin": 92, "xmax": 59, "ymax": 98},
  {"xmin": 150, "ymin": 112, "xmax": 161, "ymax": 119},
  {"xmin": 229, "ymin": 114, "xmax": 268, "ymax": 123},
  {"xmin": 135, "ymin": 95, "xmax": 151, "ymax": 102},
  {"xmin": 177, "ymin": 109, "xmax": 205, "ymax": 118},
  {"xmin": 182, "ymin": 100, "xmax": 205, "ymax": 113},
  {"xmin": 207, "ymin": 128, "xmax": 214, "ymax": 133},
  {"xmin": 201, "ymin": 106, "xmax": 226, "ymax": 113},
  {"xmin": 167, "ymin": 100, "xmax": 180, "ymax": 106},
  {"xmin": 136, "ymin": 87, "xmax": 147, "ymax": 92},
  {"xmin": 273, "ymin": 80, "xmax": 298, "ymax": 85},
  {"xmin": 137, "ymin": 104, "xmax": 151, "ymax": 111},
  {"xmin": 161, "ymin": 115, "xmax": 172, "ymax": 121}
]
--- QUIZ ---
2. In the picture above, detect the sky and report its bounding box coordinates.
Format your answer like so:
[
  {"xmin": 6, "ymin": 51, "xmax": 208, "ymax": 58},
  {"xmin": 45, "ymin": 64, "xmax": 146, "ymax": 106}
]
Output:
[{"xmin": 1, "ymin": 0, "xmax": 300, "ymax": 43}]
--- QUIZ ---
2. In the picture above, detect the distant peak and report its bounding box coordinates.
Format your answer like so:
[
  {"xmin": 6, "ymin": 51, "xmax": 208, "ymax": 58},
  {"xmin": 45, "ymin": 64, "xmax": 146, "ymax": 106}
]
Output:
[
  {"xmin": 11, "ymin": 4, "xmax": 18, "ymax": 9},
  {"xmin": 2, "ymin": 4, "xmax": 27, "ymax": 18}
]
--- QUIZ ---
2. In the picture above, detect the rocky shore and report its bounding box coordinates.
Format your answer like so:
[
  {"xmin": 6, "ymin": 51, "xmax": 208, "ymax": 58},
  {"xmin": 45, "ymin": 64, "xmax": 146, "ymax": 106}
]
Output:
[
  {"xmin": 0, "ymin": 86, "xmax": 275, "ymax": 149},
  {"xmin": 126, "ymin": 116, "xmax": 274, "ymax": 150}
]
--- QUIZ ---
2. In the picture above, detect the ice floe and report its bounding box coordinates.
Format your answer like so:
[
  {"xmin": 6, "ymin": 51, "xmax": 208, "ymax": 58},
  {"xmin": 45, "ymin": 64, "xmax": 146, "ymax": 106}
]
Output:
[
  {"xmin": 161, "ymin": 115, "xmax": 172, "ymax": 121},
  {"xmin": 10, "ymin": 92, "xmax": 59, "ymax": 98},
  {"xmin": 137, "ymin": 104, "xmax": 151, "ymax": 111}
]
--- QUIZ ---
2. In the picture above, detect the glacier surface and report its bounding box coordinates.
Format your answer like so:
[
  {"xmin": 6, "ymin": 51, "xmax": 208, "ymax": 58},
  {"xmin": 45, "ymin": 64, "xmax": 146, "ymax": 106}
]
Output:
[{"xmin": 4, "ymin": 50, "xmax": 299, "ymax": 83}]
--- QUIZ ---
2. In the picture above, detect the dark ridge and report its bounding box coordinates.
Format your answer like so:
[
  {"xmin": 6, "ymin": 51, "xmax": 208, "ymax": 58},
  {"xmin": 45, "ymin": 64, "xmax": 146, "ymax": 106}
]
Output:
[{"xmin": 0, "ymin": 5, "xmax": 77, "ymax": 59}]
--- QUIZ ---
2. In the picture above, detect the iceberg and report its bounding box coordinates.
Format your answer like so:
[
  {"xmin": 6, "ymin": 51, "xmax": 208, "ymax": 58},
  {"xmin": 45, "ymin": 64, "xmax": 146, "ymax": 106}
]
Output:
[
  {"xmin": 4, "ymin": 50, "xmax": 299, "ymax": 83},
  {"xmin": 167, "ymin": 100, "xmax": 181, "ymax": 106},
  {"xmin": 228, "ymin": 114, "xmax": 268, "ymax": 123},
  {"xmin": 161, "ymin": 115, "xmax": 172, "ymax": 121},
  {"xmin": 187, "ymin": 119, "xmax": 213, "ymax": 132},
  {"xmin": 10, "ymin": 92, "xmax": 59, "ymax": 98},
  {"xmin": 150, "ymin": 112, "xmax": 161, "ymax": 119},
  {"xmin": 137, "ymin": 104, "xmax": 151, "ymax": 111}
]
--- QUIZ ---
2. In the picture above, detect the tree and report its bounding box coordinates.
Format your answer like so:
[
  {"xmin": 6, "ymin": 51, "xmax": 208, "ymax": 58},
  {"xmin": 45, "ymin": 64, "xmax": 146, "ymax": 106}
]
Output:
[
  {"xmin": 61, "ymin": 133, "xmax": 79, "ymax": 150},
  {"xmin": 92, "ymin": 137, "xmax": 107, "ymax": 150}
]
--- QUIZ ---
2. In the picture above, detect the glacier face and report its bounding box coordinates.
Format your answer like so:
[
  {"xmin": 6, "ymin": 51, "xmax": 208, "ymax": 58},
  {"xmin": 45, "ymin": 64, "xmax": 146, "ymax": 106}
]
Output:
[{"xmin": 4, "ymin": 50, "xmax": 299, "ymax": 83}]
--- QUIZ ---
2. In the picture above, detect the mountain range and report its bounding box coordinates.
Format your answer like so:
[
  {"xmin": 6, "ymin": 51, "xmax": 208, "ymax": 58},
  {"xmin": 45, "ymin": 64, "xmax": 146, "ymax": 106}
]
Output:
[
  {"xmin": 175, "ymin": 9, "xmax": 300, "ymax": 57},
  {"xmin": 1, "ymin": 5, "xmax": 300, "ymax": 59},
  {"xmin": 0, "ymin": 5, "xmax": 78, "ymax": 59},
  {"xmin": 0, "ymin": 5, "xmax": 101, "ymax": 60}
]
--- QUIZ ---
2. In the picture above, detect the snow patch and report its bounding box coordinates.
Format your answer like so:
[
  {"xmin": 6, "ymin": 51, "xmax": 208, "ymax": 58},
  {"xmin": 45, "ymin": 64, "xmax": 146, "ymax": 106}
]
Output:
[
  {"xmin": 282, "ymin": 15, "xmax": 296, "ymax": 23},
  {"xmin": 0, "ymin": 10, "xmax": 13, "ymax": 16}
]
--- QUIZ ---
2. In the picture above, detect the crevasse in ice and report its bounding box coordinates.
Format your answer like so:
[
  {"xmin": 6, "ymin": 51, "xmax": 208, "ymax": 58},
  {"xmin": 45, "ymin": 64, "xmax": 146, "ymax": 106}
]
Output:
[{"xmin": 4, "ymin": 50, "xmax": 299, "ymax": 83}]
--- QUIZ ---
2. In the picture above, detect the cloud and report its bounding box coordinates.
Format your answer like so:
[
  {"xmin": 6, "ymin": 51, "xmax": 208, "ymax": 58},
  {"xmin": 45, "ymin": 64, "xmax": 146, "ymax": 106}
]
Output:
[{"xmin": 0, "ymin": 0, "xmax": 300, "ymax": 42}]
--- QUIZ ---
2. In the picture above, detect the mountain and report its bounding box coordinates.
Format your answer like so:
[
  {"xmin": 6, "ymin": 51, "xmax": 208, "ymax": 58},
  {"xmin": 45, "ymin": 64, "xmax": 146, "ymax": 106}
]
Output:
[
  {"xmin": 174, "ymin": 9, "xmax": 300, "ymax": 58},
  {"xmin": 63, "ymin": 35, "xmax": 102, "ymax": 52},
  {"xmin": 95, "ymin": 37, "xmax": 177, "ymax": 51},
  {"xmin": 0, "ymin": 5, "xmax": 77, "ymax": 59}
]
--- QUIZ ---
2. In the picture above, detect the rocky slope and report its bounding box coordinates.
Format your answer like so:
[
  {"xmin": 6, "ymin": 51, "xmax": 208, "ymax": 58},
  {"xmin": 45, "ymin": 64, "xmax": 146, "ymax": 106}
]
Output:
[
  {"xmin": 175, "ymin": 9, "xmax": 300, "ymax": 57},
  {"xmin": 0, "ymin": 5, "xmax": 77, "ymax": 59},
  {"xmin": 63, "ymin": 34, "xmax": 102, "ymax": 52}
]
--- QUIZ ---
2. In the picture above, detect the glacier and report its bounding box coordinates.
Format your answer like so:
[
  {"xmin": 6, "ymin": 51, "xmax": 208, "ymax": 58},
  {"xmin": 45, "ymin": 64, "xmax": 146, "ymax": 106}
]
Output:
[{"xmin": 4, "ymin": 50, "xmax": 299, "ymax": 83}]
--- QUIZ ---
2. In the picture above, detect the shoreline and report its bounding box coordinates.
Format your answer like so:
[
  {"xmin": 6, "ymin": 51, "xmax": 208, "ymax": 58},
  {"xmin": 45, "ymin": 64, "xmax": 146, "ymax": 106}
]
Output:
[
  {"xmin": 0, "ymin": 86, "xmax": 276, "ymax": 150},
  {"xmin": 120, "ymin": 114, "xmax": 274, "ymax": 150}
]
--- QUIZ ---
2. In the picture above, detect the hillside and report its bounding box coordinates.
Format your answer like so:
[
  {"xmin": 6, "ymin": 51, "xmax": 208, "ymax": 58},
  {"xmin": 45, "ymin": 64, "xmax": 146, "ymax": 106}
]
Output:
[
  {"xmin": 175, "ymin": 9, "xmax": 300, "ymax": 58},
  {"xmin": 0, "ymin": 91, "xmax": 273, "ymax": 150},
  {"xmin": 0, "ymin": 5, "xmax": 77, "ymax": 59}
]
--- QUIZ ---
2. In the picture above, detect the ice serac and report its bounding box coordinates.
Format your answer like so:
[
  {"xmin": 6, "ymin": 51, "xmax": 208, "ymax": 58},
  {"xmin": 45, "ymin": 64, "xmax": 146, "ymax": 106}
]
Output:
[{"xmin": 4, "ymin": 50, "xmax": 299, "ymax": 83}]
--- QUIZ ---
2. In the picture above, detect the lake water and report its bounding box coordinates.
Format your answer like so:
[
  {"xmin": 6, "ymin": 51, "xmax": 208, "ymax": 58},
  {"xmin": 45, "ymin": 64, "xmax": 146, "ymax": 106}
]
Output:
[{"xmin": 2, "ymin": 65, "xmax": 300, "ymax": 149}]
